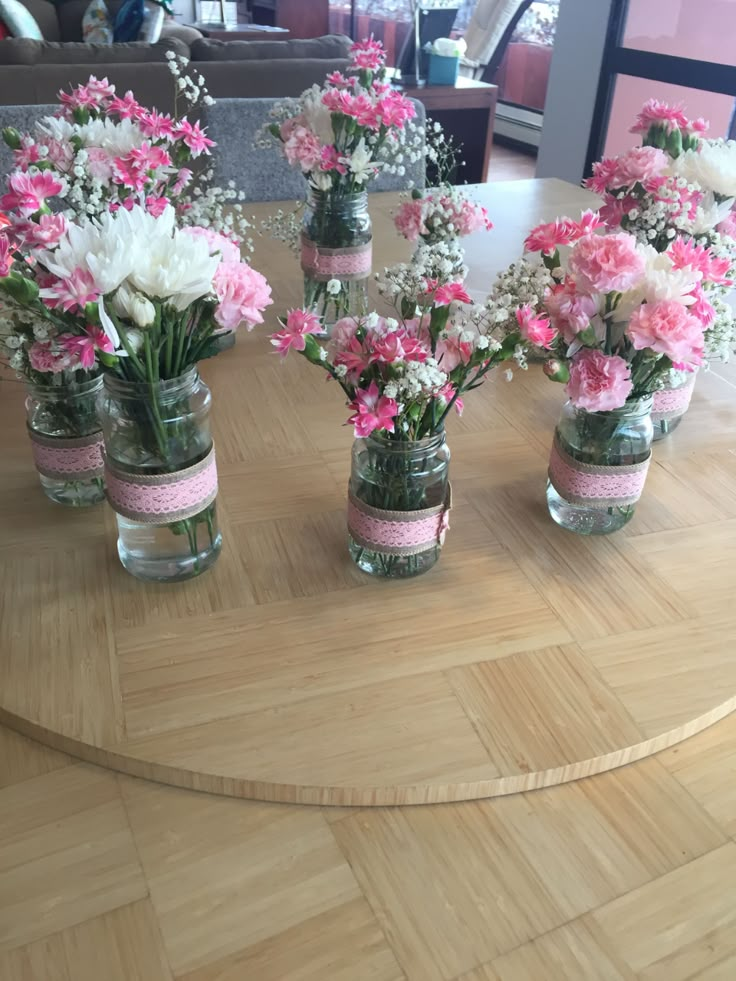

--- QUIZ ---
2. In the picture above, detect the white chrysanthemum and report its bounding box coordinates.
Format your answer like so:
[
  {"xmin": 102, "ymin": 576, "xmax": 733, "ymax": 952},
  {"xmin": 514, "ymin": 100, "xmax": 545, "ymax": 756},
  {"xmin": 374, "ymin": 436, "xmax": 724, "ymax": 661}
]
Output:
[
  {"xmin": 671, "ymin": 141, "xmax": 736, "ymax": 199},
  {"xmin": 77, "ymin": 117, "xmax": 145, "ymax": 156},
  {"xmin": 625, "ymin": 244, "xmax": 701, "ymax": 309},
  {"xmin": 112, "ymin": 284, "xmax": 156, "ymax": 327},
  {"xmin": 116, "ymin": 207, "xmax": 219, "ymax": 310},
  {"xmin": 35, "ymin": 115, "xmax": 75, "ymax": 143},
  {"xmin": 688, "ymin": 192, "xmax": 735, "ymax": 235},
  {"xmin": 301, "ymin": 85, "xmax": 334, "ymax": 144}
]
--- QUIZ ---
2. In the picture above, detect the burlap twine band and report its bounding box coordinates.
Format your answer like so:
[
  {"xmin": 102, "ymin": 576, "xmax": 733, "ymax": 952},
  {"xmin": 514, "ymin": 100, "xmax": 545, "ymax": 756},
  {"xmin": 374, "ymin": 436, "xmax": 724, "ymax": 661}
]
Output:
[
  {"xmin": 300, "ymin": 234, "xmax": 372, "ymax": 282},
  {"xmin": 548, "ymin": 433, "xmax": 651, "ymax": 509},
  {"xmin": 105, "ymin": 445, "xmax": 218, "ymax": 524},
  {"xmin": 347, "ymin": 484, "xmax": 452, "ymax": 557},
  {"xmin": 28, "ymin": 426, "xmax": 104, "ymax": 482}
]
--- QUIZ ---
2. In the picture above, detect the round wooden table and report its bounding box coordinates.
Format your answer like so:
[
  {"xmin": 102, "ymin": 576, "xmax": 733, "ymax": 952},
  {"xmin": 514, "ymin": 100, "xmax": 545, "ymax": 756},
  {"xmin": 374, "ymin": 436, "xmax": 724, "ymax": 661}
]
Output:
[{"xmin": 2, "ymin": 179, "xmax": 735, "ymax": 806}]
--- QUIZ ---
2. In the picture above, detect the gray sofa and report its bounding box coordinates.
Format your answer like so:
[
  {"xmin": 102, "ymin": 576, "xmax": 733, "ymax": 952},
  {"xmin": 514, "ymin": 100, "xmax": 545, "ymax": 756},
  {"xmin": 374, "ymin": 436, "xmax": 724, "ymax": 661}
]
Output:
[{"xmin": 0, "ymin": 2, "xmax": 351, "ymax": 111}]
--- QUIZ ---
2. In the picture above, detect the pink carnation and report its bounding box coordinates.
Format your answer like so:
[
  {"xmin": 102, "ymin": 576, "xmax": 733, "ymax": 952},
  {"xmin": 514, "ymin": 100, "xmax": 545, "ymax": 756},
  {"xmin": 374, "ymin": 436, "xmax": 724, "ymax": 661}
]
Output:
[
  {"xmin": 515, "ymin": 304, "xmax": 556, "ymax": 348},
  {"xmin": 394, "ymin": 198, "xmax": 427, "ymax": 242},
  {"xmin": 434, "ymin": 282, "xmax": 472, "ymax": 307},
  {"xmin": 716, "ymin": 207, "xmax": 736, "ymax": 241},
  {"xmin": 172, "ymin": 119, "xmax": 215, "ymax": 157},
  {"xmin": 14, "ymin": 213, "xmax": 67, "ymax": 249},
  {"xmin": 60, "ymin": 327, "xmax": 114, "ymax": 369},
  {"xmin": 349, "ymin": 37, "xmax": 386, "ymax": 71},
  {"xmin": 668, "ymin": 237, "xmax": 733, "ymax": 286},
  {"xmin": 0, "ymin": 233, "xmax": 14, "ymax": 277},
  {"xmin": 108, "ymin": 91, "xmax": 146, "ymax": 120},
  {"xmin": 86, "ymin": 147, "xmax": 115, "ymax": 181},
  {"xmin": 524, "ymin": 215, "xmax": 589, "ymax": 255},
  {"xmin": 28, "ymin": 341, "xmax": 73, "ymax": 374},
  {"xmin": 1, "ymin": 171, "xmax": 66, "ymax": 218},
  {"xmin": 39, "ymin": 267, "xmax": 99, "ymax": 313},
  {"xmin": 213, "ymin": 261, "xmax": 273, "ymax": 331},
  {"xmin": 544, "ymin": 282, "xmax": 598, "ymax": 343},
  {"xmin": 283, "ymin": 125, "xmax": 322, "ymax": 173},
  {"xmin": 347, "ymin": 380, "xmax": 397, "ymax": 438},
  {"xmin": 270, "ymin": 308, "xmax": 322, "ymax": 357},
  {"xmin": 182, "ymin": 226, "xmax": 241, "ymax": 263},
  {"xmin": 627, "ymin": 299, "xmax": 704, "ymax": 366},
  {"xmin": 565, "ymin": 349, "xmax": 633, "ymax": 411},
  {"xmin": 630, "ymin": 99, "xmax": 691, "ymax": 135},
  {"xmin": 376, "ymin": 91, "xmax": 415, "ymax": 128},
  {"xmin": 319, "ymin": 145, "xmax": 347, "ymax": 175},
  {"xmin": 612, "ymin": 146, "xmax": 669, "ymax": 187},
  {"xmin": 435, "ymin": 332, "xmax": 473, "ymax": 371},
  {"xmin": 568, "ymin": 232, "xmax": 645, "ymax": 294}
]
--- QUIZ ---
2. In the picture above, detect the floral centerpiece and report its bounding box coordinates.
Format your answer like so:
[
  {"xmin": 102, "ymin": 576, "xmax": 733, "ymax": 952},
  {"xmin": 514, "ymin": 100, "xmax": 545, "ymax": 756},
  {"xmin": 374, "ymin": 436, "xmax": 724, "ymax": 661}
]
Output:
[
  {"xmin": 260, "ymin": 37, "xmax": 422, "ymax": 325},
  {"xmin": 268, "ymin": 234, "xmax": 537, "ymax": 578},
  {"xmin": 0, "ymin": 71, "xmax": 272, "ymax": 579},
  {"xmin": 507, "ymin": 212, "xmax": 713, "ymax": 534},
  {"xmin": 393, "ymin": 185, "xmax": 493, "ymax": 246},
  {"xmin": 586, "ymin": 100, "xmax": 736, "ymax": 437}
]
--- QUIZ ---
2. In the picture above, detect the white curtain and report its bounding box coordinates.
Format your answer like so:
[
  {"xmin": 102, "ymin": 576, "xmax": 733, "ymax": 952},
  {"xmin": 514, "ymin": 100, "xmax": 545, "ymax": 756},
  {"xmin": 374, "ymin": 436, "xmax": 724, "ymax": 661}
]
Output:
[{"xmin": 463, "ymin": 0, "xmax": 526, "ymax": 65}]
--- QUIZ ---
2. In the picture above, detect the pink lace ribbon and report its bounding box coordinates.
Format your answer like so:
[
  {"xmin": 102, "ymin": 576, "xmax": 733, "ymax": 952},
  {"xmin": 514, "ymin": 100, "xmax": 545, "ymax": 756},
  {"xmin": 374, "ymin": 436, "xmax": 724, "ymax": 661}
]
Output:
[
  {"xmin": 105, "ymin": 445, "xmax": 218, "ymax": 524},
  {"xmin": 347, "ymin": 485, "xmax": 452, "ymax": 556},
  {"xmin": 652, "ymin": 374, "xmax": 696, "ymax": 423},
  {"xmin": 301, "ymin": 234, "xmax": 372, "ymax": 282},
  {"xmin": 548, "ymin": 434, "xmax": 651, "ymax": 509},
  {"xmin": 28, "ymin": 427, "xmax": 104, "ymax": 482}
]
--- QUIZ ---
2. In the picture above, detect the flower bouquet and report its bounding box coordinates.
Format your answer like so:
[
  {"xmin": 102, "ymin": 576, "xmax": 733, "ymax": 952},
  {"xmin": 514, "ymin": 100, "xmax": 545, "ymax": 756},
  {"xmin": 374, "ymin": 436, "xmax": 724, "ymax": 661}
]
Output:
[
  {"xmin": 0, "ymin": 73, "xmax": 272, "ymax": 580},
  {"xmin": 394, "ymin": 185, "xmax": 493, "ymax": 246},
  {"xmin": 513, "ymin": 212, "xmax": 712, "ymax": 534},
  {"xmin": 260, "ymin": 38, "xmax": 421, "ymax": 325},
  {"xmin": 1, "ymin": 217, "xmax": 106, "ymax": 507},
  {"xmin": 586, "ymin": 99, "xmax": 736, "ymax": 437},
  {"xmin": 269, "ymin": 240, "xmax": 530, "ymax": 578}
]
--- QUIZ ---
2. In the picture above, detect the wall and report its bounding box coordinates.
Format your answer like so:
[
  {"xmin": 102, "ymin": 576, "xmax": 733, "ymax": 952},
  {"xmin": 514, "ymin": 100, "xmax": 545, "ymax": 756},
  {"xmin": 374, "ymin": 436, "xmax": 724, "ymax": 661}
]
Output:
[{"xmin": 535, "ymin": 0, "xmax": 614, "ymax": 183}]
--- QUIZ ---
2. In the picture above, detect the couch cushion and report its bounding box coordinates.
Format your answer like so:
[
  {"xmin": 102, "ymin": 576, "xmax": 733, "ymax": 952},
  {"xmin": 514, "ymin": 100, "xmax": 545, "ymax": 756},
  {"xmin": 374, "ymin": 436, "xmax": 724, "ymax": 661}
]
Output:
[
  {"xmin": 161, "ymin": 20, "xmax": 200, "ymax": 46},
  {"xmin": 17, "ymin": 0, "xmax": 60, "ymax": 40},
  {"xmin": 190, "ymin": 34, "xmax": 351, "ymax": 62},
  {"xmin": 0, "ymin": 34, "xmax": 187, "ymax": 63}
]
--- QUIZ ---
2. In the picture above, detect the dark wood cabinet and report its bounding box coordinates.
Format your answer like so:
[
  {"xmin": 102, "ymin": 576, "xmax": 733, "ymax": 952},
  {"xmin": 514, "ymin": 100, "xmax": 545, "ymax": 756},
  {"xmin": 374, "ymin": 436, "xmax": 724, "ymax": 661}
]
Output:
[{"xmin": 249, "ymin": 0, "xmax": 329, "ymax": 37}]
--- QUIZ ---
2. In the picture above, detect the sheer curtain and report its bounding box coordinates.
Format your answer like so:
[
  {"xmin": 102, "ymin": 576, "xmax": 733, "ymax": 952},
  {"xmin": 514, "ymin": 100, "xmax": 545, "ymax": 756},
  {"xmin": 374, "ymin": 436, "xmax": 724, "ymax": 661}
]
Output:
[{"xmin": 464, "ymin": 0, "xmax": 526, "ymax": 65}]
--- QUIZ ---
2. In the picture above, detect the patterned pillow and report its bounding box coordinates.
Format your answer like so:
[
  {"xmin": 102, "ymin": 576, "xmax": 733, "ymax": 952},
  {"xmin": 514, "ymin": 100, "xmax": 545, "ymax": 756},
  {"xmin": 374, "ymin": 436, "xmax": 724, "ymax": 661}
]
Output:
[
  {"xmin": 0, "ymin": 0, "xmax": 44, "ymax": 39},
  {"xmin": 82, "ymin": 0, "xmax": 113, "ymax": 43}
]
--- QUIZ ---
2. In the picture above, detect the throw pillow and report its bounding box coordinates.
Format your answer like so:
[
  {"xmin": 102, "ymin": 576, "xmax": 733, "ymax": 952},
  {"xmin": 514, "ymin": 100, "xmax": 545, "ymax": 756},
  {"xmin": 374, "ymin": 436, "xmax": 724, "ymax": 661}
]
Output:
[
  {"xmin": 0, "ymin": 0, "xmax": 44, "ymax": 39},
  {"xmin": 82, "ymin": 0, "xmax": 113, "ymax": 43},
  {"xmin": 139, "ymin": 0, "xmax": 165, "ymax": 43},
  {"xmin": 112, "ymin": 0, "xmax": 143, "ymax": 42}
]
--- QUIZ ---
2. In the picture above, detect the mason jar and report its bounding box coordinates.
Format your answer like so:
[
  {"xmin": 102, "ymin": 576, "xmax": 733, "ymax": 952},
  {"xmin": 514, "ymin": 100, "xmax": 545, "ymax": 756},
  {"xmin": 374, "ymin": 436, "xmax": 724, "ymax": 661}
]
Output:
[
  {"xmin": 99, "ymin": 369, "xmax": 221, "ymax": 582},
  {"xmin": 26, "ymin": 372, "xmax": 105, "ymax": 507},
  {"xmin": 301, "ymin": 187, "xmax": 372, "ymax": 328},
  {"xmin": 546, "ymin": 397, "xmax": 653, "ymax": 535},
  {"xmin": 348, "ymin": 431, "xmax": 451, "ymax": 578},
  {"xmin": 651, "ymin": 371, "xmax": 696, "ymax": 441}
]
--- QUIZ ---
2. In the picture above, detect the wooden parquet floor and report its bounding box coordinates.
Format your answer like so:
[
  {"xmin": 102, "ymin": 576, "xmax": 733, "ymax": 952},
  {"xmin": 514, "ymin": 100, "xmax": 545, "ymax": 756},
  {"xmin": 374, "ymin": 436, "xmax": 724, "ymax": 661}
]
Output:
[{"xmin": 2, "ymin": 718, "xmax": 736, "ymax": 979}]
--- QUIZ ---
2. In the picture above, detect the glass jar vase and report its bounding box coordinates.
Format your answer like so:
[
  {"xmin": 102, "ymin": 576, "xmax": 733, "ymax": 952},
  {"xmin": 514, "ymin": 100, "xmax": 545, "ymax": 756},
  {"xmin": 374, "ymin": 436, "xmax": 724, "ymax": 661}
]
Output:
[
  {"xmin": 651, "ymin": 370, "xmax": 696, "ymax": 441},
  {"xmin": 26, "ymin": 372, "xmax": 106, "ymax": 507},
  {"xmin": 301, "ymin": 187, "xmax": 372, "ymax": 328},
  {"xmin": 348, "ymin": 431, "xmax": 451, "ymax": 578},
  {"xmin": 546, "ymin": 397, "xmax": 653, "ymax": 535},
  {"xmin": 99, "ymin": 369, "xmax": 221, "ymax": 582}
]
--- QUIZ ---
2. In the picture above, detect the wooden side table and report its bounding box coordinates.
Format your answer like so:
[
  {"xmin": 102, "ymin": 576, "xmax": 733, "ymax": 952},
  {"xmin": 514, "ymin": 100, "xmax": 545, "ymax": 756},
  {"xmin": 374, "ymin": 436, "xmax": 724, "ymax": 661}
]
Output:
[{"xmin": 401, "ymin": 78, "xmax": 498, "ymax": 184}]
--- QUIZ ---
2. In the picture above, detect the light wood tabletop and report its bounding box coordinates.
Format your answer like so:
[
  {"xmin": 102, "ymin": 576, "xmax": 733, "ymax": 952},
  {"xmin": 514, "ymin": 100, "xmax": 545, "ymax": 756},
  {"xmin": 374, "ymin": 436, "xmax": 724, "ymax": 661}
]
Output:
[{"xmin": 1, "ymin": 178, "xmax": 735, "ymax": 807}]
